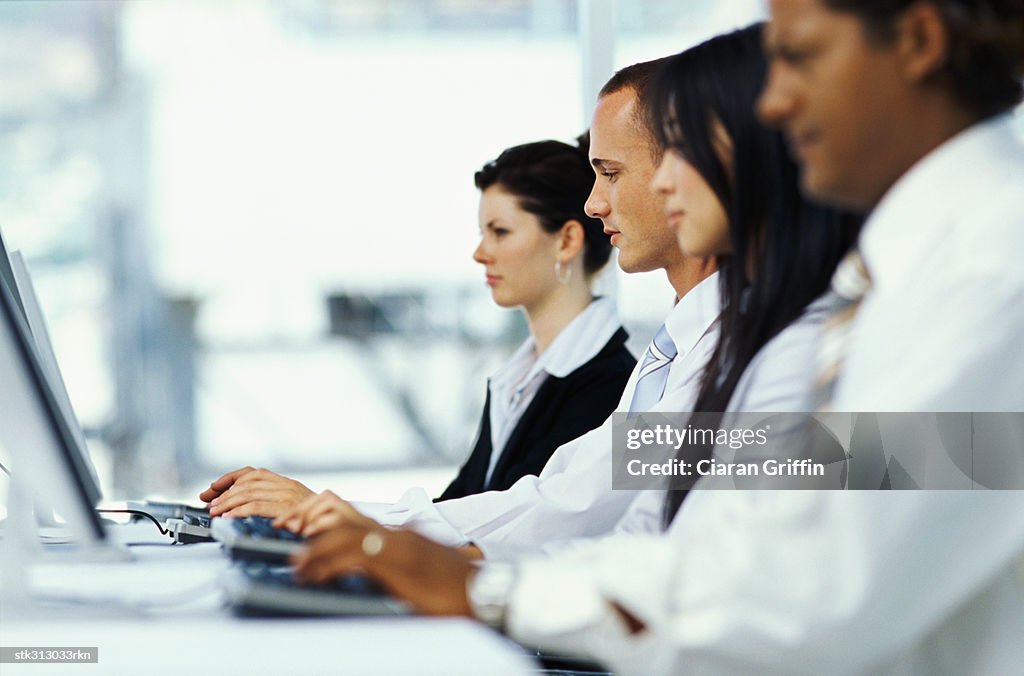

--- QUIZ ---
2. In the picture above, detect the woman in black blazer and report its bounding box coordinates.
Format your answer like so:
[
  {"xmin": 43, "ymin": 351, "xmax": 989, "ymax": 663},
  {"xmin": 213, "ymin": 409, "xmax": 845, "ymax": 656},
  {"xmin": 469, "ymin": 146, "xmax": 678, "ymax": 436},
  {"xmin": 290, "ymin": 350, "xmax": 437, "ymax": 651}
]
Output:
[
  {"xmin": 201, "ymin": 138, "xmax": 634, "ymax": 516},
  {"xmin": 437, "ymin": 138, "xmax": 635, "ymax": 500}
]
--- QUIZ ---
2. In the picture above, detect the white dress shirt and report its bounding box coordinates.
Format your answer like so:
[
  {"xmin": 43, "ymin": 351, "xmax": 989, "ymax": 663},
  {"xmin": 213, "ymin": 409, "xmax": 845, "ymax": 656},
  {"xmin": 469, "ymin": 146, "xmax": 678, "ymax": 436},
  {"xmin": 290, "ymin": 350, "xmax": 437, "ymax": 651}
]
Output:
[
  {"xmin": 608, "ymin": 294, "xmax": 832, "ymax": 538},
  {"xmin": 484, "ymin": 296, "xmax": 622, "ymax": 485},
  {"xmin": 504, "ymin": 114, "xmax": 1024, "ymax": 675},
  {"xmin": 363, "ymin": 272, "xmax": 722, "ymax": 560},
  {"xmin": 837, "ymin": 113, "xmax": 1024, "ymax": 411}
]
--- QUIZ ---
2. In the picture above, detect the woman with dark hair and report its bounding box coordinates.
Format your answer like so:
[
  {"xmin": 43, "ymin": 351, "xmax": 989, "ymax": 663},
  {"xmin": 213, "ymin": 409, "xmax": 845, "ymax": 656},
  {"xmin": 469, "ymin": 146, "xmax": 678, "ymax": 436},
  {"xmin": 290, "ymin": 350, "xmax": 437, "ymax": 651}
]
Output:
[
  {"xmin": 647, "ymin": 24, "xmax": 860, "ymax": 525},
  {"xmin": 200, "ymin": 138, "xmax": 635, "ymax": 515},
  {"xmin": 603, "ymin": 23, "xmax": 861, "ymax": 536},
  {"xmin": 437, "ymin": 138, "xmax": 635, "ymax": 500}
]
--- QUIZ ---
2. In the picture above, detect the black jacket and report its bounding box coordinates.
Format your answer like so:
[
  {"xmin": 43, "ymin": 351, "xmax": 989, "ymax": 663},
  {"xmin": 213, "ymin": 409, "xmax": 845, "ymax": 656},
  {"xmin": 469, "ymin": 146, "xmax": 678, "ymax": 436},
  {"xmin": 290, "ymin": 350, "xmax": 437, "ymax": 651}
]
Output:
[{"xmin": 437, "ymin": 327, "xmax": 635, "ymax": 501}]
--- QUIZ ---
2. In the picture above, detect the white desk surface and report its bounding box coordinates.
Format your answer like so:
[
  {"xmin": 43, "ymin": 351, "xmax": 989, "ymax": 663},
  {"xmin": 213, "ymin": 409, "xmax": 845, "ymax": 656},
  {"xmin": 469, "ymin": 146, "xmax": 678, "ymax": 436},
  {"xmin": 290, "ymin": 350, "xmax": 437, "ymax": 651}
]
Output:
[{"xmin": 1, "ymin": 541, "xmax": 535, "ymax": 676}]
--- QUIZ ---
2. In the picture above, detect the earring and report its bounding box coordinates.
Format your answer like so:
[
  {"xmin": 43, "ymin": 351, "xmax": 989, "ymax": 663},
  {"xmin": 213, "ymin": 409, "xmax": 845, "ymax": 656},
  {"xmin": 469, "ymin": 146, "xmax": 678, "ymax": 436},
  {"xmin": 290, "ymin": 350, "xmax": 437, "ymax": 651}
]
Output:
[{"xmin": 555, "ymin": 261, "xmax": 572, "ymax": 285}]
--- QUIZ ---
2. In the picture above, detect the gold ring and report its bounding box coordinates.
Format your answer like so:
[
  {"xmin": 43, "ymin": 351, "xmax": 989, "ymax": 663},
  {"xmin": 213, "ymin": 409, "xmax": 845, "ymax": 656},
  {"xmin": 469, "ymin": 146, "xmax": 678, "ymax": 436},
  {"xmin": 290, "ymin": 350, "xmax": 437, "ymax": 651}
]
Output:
[{"xmin": 361, "ymin": 531, "xmax": 385, "ymax": 557}]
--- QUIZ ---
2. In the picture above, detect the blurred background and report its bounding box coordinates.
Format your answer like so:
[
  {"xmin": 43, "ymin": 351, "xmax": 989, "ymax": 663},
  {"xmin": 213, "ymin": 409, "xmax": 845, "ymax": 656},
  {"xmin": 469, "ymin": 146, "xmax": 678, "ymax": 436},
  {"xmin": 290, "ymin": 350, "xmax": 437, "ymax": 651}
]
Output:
[{"xmin": 0, "ymin": 0, "xmax": 765, "ymax": 503}]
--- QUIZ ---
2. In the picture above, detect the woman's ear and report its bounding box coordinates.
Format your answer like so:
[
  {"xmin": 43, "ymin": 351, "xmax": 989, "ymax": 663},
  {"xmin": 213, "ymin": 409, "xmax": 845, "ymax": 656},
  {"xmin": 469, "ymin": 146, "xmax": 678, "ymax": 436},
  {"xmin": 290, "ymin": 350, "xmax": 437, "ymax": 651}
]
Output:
[{"xmin": 556, "ymin": 219, "xmax": 586, "ymax": 264}]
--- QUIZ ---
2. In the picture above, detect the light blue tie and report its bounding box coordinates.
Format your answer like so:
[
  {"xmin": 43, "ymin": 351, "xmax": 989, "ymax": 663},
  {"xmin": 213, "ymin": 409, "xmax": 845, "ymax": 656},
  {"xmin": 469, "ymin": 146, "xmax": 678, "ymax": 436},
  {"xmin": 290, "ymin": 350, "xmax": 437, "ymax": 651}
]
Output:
[{"xmin": 628, "ymin": 323, "xmax": 677, "ymax": 414}]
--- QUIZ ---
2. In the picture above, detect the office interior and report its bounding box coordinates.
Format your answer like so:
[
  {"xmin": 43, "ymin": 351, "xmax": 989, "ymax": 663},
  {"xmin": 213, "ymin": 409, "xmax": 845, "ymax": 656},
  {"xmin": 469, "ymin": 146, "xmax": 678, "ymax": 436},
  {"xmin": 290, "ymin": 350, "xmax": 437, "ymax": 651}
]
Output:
[
  {"xmin": 0, "ymin": 0, "xmax": 765, "ymax": 507},
  {"xmin": 0, "ymin": 2, "xmax": 766, "ymax": 674},
  {"xmin": 4, "ymin": 2, "xmax": 1022, "ymax": 675}
]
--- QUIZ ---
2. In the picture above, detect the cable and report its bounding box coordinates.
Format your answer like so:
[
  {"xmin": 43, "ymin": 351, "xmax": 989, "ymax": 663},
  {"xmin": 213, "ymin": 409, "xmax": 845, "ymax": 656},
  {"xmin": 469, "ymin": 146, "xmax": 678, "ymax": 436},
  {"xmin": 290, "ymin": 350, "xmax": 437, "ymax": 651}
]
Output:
[
  {"xmin": 96, "ymin": 508, "xmax": 173, "ymax": 537},
  {"xmin": 0, "ymin": 460, "xmax": 10, "ymax": 476}
]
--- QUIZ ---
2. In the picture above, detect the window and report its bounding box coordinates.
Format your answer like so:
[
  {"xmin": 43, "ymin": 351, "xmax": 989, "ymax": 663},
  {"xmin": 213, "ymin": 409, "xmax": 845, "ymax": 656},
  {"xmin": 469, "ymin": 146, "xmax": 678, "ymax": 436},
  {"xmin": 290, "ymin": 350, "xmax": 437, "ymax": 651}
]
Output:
[{"xmin": 0, "ymin": 1, "xmax": 765, "ymax": 501}]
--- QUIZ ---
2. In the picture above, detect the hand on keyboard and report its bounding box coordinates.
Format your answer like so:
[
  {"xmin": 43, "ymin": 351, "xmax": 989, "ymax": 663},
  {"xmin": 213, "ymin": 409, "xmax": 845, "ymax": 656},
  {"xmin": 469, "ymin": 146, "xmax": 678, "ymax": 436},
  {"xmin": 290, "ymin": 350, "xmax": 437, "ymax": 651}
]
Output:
[
  {"xmin": 202, "ymin": 467, "xmax": 315, "ymax": 519},
  {"xmin": 273, "ymin": 490, "xmax": 377, "ymax": 537}
]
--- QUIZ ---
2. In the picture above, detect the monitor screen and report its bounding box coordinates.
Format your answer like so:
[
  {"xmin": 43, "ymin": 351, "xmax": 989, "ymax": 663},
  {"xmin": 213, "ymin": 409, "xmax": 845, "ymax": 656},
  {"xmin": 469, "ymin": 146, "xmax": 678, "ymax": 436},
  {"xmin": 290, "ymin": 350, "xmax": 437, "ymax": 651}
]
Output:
[
  {"xmin": 9, "ymin": 250, "xmax": 102, "ymax": 496},
  {"xmin": 0, "ymin": 250, "xmax": 105, "ymax": 542},
  {"xmin": 0, "ymin": 226, "xmax": 26, "ymax": 319}
]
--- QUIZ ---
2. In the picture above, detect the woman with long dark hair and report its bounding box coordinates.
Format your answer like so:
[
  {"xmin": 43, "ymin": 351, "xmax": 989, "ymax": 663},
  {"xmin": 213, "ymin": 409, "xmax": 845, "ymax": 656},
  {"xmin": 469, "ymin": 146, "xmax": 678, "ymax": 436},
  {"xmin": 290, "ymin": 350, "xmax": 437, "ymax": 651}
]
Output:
[
  {"xmin": 608, "ymin": 24, "xmax": 860, "ymax": 535},
  {"xmin": 648, "ymin": 25, "xmax": 860, "ymax": 526}
]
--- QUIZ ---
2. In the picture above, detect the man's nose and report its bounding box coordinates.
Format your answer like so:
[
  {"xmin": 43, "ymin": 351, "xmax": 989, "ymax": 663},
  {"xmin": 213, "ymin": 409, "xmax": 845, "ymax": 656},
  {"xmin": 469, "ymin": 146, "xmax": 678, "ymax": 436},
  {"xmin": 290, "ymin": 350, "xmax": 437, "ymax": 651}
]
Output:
[
  {"xmin": 585, "ymin": 185, "xmax": 610, "ymax": 219},
  {"xmin": 757, "ymin": 65, "xmax": 793, "ymax": 128}
]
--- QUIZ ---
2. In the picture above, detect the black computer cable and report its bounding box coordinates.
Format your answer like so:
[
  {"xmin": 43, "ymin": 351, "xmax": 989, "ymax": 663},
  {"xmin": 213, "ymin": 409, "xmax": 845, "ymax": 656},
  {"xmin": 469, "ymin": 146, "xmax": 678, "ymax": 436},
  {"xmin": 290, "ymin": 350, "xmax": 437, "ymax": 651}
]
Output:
[{"xmin": 96, "ymin": 508, "xmax": 173, "ymax": 537}]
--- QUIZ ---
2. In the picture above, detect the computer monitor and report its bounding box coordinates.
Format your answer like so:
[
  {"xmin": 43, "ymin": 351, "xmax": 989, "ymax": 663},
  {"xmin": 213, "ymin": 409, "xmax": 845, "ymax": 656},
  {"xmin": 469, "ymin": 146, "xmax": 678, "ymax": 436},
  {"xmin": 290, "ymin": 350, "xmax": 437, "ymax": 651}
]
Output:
[
  {"xmin": 0, "ymin": 248, "xmax": 106, "ymax": 545},
  {"xmin": 8, "ymin": 250, "xmax": 101, "ymax": 493},
  {"xmin": 0, "ymin": 227, "xmax": 26, "ymax": 319}
]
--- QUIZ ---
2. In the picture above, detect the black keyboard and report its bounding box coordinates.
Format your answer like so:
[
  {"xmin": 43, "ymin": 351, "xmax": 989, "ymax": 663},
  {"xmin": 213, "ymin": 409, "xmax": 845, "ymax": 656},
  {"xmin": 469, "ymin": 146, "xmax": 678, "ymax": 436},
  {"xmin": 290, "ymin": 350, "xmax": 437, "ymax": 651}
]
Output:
[
  {"xmin": 224, "ymin": 563, "xmax": 409, "ymax": 617},
  {"xmin": 240, "ymin": 563, "xmax": 388, "ymax": 596},
  {"xmin": 210, "ymin": 516, "xmax": 306, "ymax": 564},
  {"xmin": 230, "ymin": 516, "xmax": 304, "ymax": 542}
]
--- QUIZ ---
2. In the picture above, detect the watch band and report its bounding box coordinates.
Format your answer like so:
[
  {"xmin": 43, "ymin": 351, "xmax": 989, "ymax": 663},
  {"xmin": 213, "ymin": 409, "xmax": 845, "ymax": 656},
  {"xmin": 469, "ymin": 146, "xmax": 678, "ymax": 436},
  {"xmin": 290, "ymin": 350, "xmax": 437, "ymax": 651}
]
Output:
[{"xmin": 467, "ymin": 562, "xmax": 518, "ymax": 631}]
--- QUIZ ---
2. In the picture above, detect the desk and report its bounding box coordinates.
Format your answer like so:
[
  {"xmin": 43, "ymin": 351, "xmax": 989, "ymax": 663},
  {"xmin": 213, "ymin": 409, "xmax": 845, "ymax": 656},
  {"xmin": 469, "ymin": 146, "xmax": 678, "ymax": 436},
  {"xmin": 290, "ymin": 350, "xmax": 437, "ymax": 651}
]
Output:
[{"xmin": 1, "ymin": 541, "xmax": 533, "ymax": 676}]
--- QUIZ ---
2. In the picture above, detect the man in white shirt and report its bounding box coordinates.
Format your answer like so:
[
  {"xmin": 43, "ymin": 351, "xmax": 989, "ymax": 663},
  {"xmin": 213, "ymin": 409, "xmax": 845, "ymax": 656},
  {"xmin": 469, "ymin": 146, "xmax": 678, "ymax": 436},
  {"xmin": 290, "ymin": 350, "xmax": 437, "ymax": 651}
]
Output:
[
  {"xmin": 502, "ymin": 2, "xmax": 1024, "ymax": 672},
  {"xmin": 216, "ymin": 59, "xmax": 721, "ymax": 557},
  {"xmin": 294, "ymin": 4, "xmax": 1024, "ymax": 674},
  {"xmin": 362, "ymin": 66, "xmax": 721, "ymax": 558}
]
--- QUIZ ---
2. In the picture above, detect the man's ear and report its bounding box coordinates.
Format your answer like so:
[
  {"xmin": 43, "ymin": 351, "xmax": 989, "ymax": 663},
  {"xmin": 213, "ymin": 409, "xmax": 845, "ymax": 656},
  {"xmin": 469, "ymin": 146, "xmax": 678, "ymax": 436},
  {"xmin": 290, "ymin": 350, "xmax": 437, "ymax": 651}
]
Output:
[
  {"xmin": 894, "ymin": 2, "xmax": 950, "ymax": 83},
  {"xmin": 556, "ymin": 219, "xmax": 586, "ymax": 264}
]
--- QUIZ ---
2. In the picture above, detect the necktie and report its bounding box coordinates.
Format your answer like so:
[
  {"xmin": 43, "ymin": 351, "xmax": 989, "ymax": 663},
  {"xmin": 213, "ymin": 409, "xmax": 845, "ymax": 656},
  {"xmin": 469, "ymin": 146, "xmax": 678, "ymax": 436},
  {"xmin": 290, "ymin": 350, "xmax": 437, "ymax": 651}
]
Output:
[
  {"xmin": 816, "ymin": 249, "xmax": 873, "ymax": 409},
  {"xmin": 628, "ymin": 323, "xmax": 677, "ymax": 414}
]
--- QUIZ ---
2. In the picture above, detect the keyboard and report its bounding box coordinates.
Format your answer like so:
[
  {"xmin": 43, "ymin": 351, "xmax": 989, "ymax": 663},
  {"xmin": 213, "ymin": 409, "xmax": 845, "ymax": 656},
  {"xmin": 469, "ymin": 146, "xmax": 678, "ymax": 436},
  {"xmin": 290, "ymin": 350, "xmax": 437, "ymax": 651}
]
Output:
[
  {"xmin": 228, "ymin": 516, "xmax": 303, "ymax": 541},
  {"xmin": 222, "ymin": 563, "xmax": 411, "ymax": 617},
  {"xmin": 126, "ymin": 500, "xmax": 210, "ymax": 525},
  {"xmin": 210, "ymin": 516, "xmax": 306, "ymax": 564},
  {"xmin": 122, "ymin": 500, "xmax": 214, "ymax": 543},
  {"xmin": 182, "ymin": 510, "xmax": 212, "ymax": 529},
  {"xmin": 243, "ymin": 562, "xmax": 387, "ymax": 595}
]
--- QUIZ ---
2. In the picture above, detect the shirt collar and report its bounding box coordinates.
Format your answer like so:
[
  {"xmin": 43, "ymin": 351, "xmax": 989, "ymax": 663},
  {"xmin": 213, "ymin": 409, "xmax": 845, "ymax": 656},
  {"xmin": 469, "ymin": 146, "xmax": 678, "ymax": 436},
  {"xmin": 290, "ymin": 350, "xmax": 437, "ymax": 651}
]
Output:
[
  {"xmin": 664, "ymin": 271, "xmax": 721, "ymax": 356},
  {"xmin": 534, "ymin": 295, "xmax": 622, "ymax": 379},
  {"xmin": 492, "ymin": 296, "xmax": 623, "ymax": 389},
  {"xmin": 860, "ymin": 113, "xmax": 1020, "ymax": 294}
]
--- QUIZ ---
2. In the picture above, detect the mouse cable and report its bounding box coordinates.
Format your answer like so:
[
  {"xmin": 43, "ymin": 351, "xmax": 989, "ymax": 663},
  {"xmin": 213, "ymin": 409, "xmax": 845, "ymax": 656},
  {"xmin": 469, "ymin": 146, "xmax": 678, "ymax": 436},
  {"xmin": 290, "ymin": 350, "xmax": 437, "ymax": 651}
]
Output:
[{"xmin": 96, "ymin": 508, "xmax": 173, "ymax": 537}]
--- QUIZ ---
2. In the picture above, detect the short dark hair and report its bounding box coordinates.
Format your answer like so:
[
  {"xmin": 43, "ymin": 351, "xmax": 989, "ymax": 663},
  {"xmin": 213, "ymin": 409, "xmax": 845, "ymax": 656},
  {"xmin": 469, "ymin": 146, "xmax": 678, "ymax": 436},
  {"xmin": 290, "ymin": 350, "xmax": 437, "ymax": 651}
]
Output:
[
  {"xmin": 826, "ymin": 0, "xmax": 1024, "ymax": 120},
  {"xmin": 474, "ymin": 138, "xmax": 612, "ymax": 276},
  {"xmin": 598, "ymin": 57, "xmax": 672, "ymax": 158}
]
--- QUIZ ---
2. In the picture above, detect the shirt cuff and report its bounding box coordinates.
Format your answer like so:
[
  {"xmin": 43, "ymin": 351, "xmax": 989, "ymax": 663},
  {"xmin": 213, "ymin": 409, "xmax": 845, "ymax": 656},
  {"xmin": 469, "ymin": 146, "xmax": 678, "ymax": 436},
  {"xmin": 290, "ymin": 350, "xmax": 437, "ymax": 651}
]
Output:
[
  {"xmin": 370, "ymin": 487, "xmax": 471, "ymax": 546},
  {"xmin": 467, "ymin": 562, "xmax": 519, "ymax": 630}
]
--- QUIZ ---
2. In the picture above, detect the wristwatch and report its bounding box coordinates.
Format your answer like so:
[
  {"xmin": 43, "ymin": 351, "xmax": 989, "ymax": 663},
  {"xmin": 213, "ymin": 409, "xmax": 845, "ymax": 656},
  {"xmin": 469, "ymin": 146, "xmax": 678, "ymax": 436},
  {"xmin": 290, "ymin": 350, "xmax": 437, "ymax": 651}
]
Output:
[{"xmin": 467, "ymin": 562, "xmax": 519, "ymax": 630}]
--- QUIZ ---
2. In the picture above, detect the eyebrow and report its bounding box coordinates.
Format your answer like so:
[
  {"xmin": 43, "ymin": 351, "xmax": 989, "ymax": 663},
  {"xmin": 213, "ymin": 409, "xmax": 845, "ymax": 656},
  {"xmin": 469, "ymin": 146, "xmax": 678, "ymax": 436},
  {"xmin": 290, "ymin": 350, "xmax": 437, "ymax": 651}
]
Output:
[
  {"xmin": 591, "ymin": 158, "xmax": 623, "ymax": 170},
  {"xmin": 762, "ymin": 31, "xmax": 784, "ymax": 59},
  {"xmin": 763, "ymin": 17, "xmax": 801, "ymax": 59}
]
